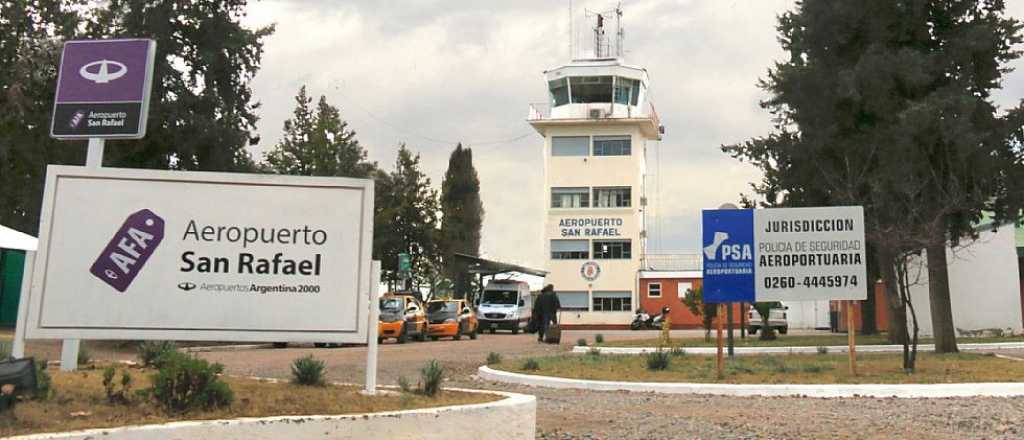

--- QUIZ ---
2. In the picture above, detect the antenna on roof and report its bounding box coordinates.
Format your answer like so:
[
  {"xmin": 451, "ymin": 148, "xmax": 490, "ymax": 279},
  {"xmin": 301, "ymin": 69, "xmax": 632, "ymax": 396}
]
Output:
[
  {"xmin": 568, "ymin": 0, "xmax": 574, "ymax": 60},
  {"xmin": 586, "ymin": 3, "xmax": 624, "ymax": 59}
]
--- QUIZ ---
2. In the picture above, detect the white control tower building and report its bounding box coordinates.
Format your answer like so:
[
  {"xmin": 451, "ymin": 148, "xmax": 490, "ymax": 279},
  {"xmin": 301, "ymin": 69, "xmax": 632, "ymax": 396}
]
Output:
[{"xmin": 528, "ymin": 6, "xmax": 663, "ymax": 328}]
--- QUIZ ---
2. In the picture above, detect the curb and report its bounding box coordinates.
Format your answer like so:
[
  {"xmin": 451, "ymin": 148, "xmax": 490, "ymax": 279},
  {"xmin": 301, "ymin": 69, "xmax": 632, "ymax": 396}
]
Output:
[
  {"xmin": 182, "ymin": 343, "xmax": 275, "ymax": 353},
  {"xmin": 572, "ymin": 341, "xmax": 1024, "ymax": 355},
  {"xmin": 477, "ymin": 365, "xmax": 1024, "ymax": 398},
  {"xmin": 11, "ymin": 385, "xmax": 535, "ymax": 440}
]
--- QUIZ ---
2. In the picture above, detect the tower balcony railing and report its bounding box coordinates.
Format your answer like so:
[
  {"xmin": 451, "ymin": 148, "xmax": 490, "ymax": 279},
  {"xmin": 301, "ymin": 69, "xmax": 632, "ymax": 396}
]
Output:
[{"xmin": 528, "ymin": 101, "xmax": 661, "ymax": 127}]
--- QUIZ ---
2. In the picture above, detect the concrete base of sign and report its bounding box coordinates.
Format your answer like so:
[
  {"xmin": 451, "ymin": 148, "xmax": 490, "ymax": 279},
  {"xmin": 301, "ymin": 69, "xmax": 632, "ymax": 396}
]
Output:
[
  {"xmin": 10, "ymin": 387, "xmax": 535, "ymax": 440},
  {"xmin": 477, "ymin": 366, "xmax": 1024, "ymax": 398},
  {"xmin": 570, "ymin": 341, "xmax": 1024, "ymax": 355}
]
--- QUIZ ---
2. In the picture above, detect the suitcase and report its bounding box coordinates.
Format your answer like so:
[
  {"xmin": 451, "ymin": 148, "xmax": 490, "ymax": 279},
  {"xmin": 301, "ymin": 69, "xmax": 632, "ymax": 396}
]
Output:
[{"xmin": 544, "ymin": 312, "xmax": 561, "ymax": 344}]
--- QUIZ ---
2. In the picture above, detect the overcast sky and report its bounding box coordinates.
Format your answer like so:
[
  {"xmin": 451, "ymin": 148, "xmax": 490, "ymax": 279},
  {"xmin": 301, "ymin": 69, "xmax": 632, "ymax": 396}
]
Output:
[{"xmin": 242, "ymin": 0, "xmax": 1024, "ymax": 270}]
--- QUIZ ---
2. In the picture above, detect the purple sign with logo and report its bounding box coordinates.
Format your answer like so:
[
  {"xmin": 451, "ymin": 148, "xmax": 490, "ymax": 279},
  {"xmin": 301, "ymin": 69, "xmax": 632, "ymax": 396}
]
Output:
[
  {"xmin": 51, "ymin": 39, "xmax": 156, "ymax": 139},
  {"xmin": 89, "ymin": 209, "xmax": 165, "ymax": 293}
]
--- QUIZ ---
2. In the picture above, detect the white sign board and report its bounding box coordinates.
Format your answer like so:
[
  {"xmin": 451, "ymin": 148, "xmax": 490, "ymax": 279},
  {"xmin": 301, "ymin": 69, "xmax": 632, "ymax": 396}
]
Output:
[
  {"xmin": 24, "ymin": 166, "xmax": 374, "ymax": 342},
  {"xmin": 755, "ymin": 206, "xmax": 866, "ymax": 301}
]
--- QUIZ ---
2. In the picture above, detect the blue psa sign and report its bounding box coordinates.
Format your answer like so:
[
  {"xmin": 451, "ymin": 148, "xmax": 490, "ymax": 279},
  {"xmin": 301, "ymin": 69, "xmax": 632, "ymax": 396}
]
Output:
[{"xmin": 701, "ymin": 209, "xmax": 755, "ymax": 303}]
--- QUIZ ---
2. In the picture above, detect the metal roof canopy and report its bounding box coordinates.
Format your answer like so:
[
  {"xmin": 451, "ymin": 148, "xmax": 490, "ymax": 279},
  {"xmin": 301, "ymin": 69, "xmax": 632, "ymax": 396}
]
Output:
[{"xmin": 453, "ymin": 253, "xmax": 547, "ymax": 277}]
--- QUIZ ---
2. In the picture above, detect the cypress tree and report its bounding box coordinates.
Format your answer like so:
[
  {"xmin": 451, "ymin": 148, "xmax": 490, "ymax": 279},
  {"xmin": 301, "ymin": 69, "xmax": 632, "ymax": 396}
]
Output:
[{"xmin": 440, "ymin": 144, "xmax": 484, "ymax": 299}]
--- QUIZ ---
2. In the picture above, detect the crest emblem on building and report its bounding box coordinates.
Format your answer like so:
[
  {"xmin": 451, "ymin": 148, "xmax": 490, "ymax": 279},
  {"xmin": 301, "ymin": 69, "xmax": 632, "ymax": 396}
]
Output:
[{"xmin": 580, "ymin": 261, "xmax": 601, "ymax": 282}]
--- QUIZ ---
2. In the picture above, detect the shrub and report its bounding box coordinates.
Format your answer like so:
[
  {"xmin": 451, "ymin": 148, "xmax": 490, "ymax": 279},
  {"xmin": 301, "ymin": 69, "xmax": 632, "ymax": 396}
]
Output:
[
  {"xmin": 521, "ymin": 358, "xmax": 540, "ymax": 371},
  {"xmin": 802, "ymin": 364, "xmax": 826, "ymax": 374},
  {"xmin": 670, "ymin": 346, "xmax": 686, "ymax": 357},
  {"xmin": 397, "ymin": 376, "xmax": 412, "ymax": 393},
  {"xmin": 595, "ymin": 334, "xmax": 605, "ymax": 344},
  {"xmin": 102, "ymin": 367, "xmax": 133, "ymax": 404},
  {"xmin": 587, "ymin": 347, "xmax": 601, "ymax": 357},
  {"xmin": 576, "ymin": 338, "xmax": 588, "ymax": 347},
  {"xmin": 150, "ymin": 351, "xmax": 233, "ymax": 413},
  {"xmin": 138, "ymin": 341, "xmax": 178, "ymax": 367},
  {"xmin": 77, "ymin": 346, "xmax": 91, "ymax": 366},
  {"xmin": 419, "ymin": 360, "xmax": 445, "ymax": 397},
  {"xmin": 486, "ymin": 352, "xmax": 502, "ymax": 365},
  {"xmin": 646, "ymin": 350, "xmax": 671, "ymax": 371},
  {"xmin": 290, "ymin": 355, "xmax": 326, "ymax": 386},
  {"xmin": 34, "ymin": 361, "xmax": 52, "ymax": 401},
  {"xmin": 816, "ymin": 346, "xmax": 829, "ymax": 355}
]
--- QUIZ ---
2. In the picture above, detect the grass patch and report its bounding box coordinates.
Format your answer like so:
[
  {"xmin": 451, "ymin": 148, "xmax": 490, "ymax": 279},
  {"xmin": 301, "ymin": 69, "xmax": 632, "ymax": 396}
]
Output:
[
  {"xmin": 0, "ymin": 365, "xmax": 498, "ymax": 437},
  {"xmin": 498, "ymin": 352, "xmax": 1024, "ymax": 384},
  {"xmin": 603, "ymin": 333, "xmax": 1024, "ymax": 348}
]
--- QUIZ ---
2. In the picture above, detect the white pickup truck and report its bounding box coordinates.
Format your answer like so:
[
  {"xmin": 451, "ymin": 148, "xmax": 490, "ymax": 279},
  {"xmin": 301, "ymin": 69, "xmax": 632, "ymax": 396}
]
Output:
[{"xmin": 748, "ymin": 301, "xmax": 789, "ymax": 335}]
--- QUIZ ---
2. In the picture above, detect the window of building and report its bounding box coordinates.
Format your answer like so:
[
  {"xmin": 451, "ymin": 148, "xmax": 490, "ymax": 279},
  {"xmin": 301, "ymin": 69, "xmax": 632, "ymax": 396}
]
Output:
[
  {"xmin": 593, "ymin": 187, "xmax": 631, "ymax": 208},
  {"xmin": 593, "ymin": 240, "xmax": 631, "ymax": 259},
  {"xmin": 593, "ymin": 136, "xmax": 631, "ymax": 156},
  {"xmin": 592, "ymin": 291, "xmax": 632, "ymax": 312},
  {"xmin": 678, "ymin": 282, "xmax": 693, "ymax": 299},
  {"xmin": 549, "ymin": 78, "xmax": 569, "ymax": 107},
  {"xmin": 551, "ymin": 136, "xmax": 589, "ymax": 156},
  {"xmin": 557, "ymin": 291, "xmax": 589, "ymax": 311},
  {"xmin": 551, "ymin": 240, "xmax": 589, "ymax": 259},
  {"xmin": 613, "ymin": 77, "xmax": 640, "ymax": 105},
  {"xmin": 569, "ymin": 76, "xmax": 612, "ymax": 103},
  {"xmin": 551, "ymin": 187, "xmax": 589, "ymax": 208},
  {"xmin": 648, "ymin": 283, "xmax": 661, "ymax": 298}
]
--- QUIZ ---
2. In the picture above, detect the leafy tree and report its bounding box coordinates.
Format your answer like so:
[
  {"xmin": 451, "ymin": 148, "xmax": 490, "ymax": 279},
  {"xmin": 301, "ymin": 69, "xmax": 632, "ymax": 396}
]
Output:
[
  {"xmin": 264, "ymin": 86, "xmax": 375, "ymax": 178},
  {"xmin": 681, "ymin": 286, "xmax": 717, "ymax": 342},
  {"xmin": 0, "ymin": 0, "xmax": 85, "ymax": 235},
  {"xmin": 724, "ymin": 0, "xmax": 1024, "ymax": 354},
  {"xmin": 439, "ymin": 143, "xmax": 484, "ymax": 299},
  {"xmin": 375, "ymin": 145, "xmax": 441, "ymax": 290},
  {"xmin": 89, "ymin": 0, "xmax": 273, "ymax": 171}
]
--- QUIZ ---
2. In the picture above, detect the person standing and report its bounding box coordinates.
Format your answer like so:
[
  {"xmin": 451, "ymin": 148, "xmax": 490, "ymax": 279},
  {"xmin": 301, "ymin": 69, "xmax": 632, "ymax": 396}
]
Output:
[{"xmin": 535, "ymin": 284, "xmax": 561, "ymax": 342}]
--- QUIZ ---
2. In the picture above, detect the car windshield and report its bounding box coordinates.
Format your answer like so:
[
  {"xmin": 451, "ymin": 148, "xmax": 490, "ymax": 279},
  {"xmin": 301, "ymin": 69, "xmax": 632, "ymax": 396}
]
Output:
[
  {"xmin": 481, "ymin": 290, "xmax": 517, "ymax": 305},
  {"xmin": 380, "ymin": 298, "xmax": 403, "ymax": 311},
  {"xmin": 427, "ymin": 301, "xmax": 459, "ymax": 314}
]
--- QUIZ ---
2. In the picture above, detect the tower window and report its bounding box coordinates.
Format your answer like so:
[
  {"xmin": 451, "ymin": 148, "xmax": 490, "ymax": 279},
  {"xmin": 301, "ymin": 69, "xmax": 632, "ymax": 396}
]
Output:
[
  {"xmin": 570, "ymin": 76, "xmax": 613, "ymax": 103},
  {"xmin": 593, "ymin": 187, "xmax": 631, "ymax": 208},
  {"xmin": 549, "ymin": 78, "xmax": 569, "ymax": 107},
  {"xmin": 593, "ymin": 240, "xmax": 631, "ymax": 259},
  {"xmin": 593, "ymin": 136, "xmax": 631, "ymax": 156},
  {"xmin": 614, "ymin": 77, "xmax": 641, "ymax": 106},
  {"xmin": 551, "ymin": 136, "xmax": 589, "ymax": 156},
  {"xmin": 551, "ymin": 187, "xmax": 590, "ymax": 208}
]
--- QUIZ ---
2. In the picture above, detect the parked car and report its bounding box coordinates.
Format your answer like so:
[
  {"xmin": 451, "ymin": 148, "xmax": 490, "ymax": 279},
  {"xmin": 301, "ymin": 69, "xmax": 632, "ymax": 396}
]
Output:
[
  {"xmin": 377, "ymin": 293, "xmax": 428, "ymax": 344},
  {"xmin": 426, "ymin": 299, "xmax": 479, "ymax": 341},
  {"xmin": 477, "ymin": 280, "xmax": 533, "ymax": 334},
  {"xmin": 748, "ymin": 301, "xmax": 789, "ymax": 335}
]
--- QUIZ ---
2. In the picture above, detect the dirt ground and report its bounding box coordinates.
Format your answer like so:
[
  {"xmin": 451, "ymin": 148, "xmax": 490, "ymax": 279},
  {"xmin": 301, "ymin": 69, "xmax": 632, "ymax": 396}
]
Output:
[{"xmin": 17, "ymin": 329, "xmax": 1024, "ymax": 439}]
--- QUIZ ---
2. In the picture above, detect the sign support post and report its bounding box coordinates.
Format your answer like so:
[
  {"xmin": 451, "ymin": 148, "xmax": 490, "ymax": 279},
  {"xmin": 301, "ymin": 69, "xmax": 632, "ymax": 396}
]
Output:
[
  {"xmin": 11, "ymin": 253, "xmax": 35, "ymax": 359},
  {"xmin": 847, "ymin": 300, "xmax": 857, "ymax": 375},
  {"xmin": 61, "ymin": 139, "xmax": 104, "ymax": 371},
  {"xmin": 726, "ymin": 303, "xmax": 734, "ymax": 357},
  {"xmin": 716, "ymin": 303, "xmax": 725, "ymax": 379},
  {"xmin": 364, "ymin": 260, "xmax": 381, "ymax": 395}
]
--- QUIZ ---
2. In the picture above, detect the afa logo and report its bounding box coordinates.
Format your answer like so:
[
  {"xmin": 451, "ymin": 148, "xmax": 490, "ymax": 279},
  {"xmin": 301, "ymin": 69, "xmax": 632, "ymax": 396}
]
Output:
[{"xmin": 89, "ymin": 209, "xmax": 165, "ymax": 292}]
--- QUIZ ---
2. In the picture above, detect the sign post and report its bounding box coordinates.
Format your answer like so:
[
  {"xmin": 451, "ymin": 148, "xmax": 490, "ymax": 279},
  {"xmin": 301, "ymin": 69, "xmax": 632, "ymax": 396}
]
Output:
[
  {"xmin": 847, "ymin": 301, "xmax": 858, "ymax": 375},
  {"xmin": 716, "ymin": 303, "xmax": 725, "ymax": 379},
  {"xmin": 364, "ymin": 260, "xmax": 381, "ymax": 395},
  {"xmin": 49, "ymin": 39, "xmax": 157, "ymax": 371}
]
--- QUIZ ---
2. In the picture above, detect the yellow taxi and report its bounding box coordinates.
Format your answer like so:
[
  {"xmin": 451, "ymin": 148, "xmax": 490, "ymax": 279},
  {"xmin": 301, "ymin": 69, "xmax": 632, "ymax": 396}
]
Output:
[
  {"xmin": 377, "ymin": 293, "xmax": 428, "ymax": 344},
  {"xmin": 425, "ymin": 299, "xmax": 478, "ymax": 341}
]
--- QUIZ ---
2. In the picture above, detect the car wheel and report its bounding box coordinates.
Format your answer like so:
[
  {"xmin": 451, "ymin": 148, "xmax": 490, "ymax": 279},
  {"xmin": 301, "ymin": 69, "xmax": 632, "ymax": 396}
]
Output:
[
  {"xmin": 749, "ymin": 327, "xmax": 758, "ymax": 335},
  {"xmin": 778, "ymin": 327, "xmax": 788, "ymax": 335},
  {"xmin": 377, "ymin": 337, "xmax": 384, "ymax": 344},
  {"xmin": 431, "ymin": 336, "xmax": 439, "ymax": 341},
  {"xmin": 314, "ymin": 343, "xmax": 327, "ymax": 348},
  {"xmin": 271, "ymin": 342, "xmax": 288, "ymax": 349},
  {"xmin": 511, "ymin": 325, "xmax": 519, "ymax": 335},
  {"xmin": 489, "ymin": 328, "xmax": 496, "ymax": 334}
]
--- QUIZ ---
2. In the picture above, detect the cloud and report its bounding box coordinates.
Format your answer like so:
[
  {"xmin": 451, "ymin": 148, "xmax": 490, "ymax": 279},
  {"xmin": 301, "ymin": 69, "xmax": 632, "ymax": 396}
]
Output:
[{"xmin": 243, "ymin": 0, "xmax": 1024, "ymax": 269}]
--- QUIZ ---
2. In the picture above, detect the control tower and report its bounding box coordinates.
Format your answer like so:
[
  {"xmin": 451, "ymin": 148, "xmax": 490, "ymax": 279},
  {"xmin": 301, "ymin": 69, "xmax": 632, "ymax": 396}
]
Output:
[{"xmin": 528, "ymin": 5, "xmax": 663, "ymax": 327}]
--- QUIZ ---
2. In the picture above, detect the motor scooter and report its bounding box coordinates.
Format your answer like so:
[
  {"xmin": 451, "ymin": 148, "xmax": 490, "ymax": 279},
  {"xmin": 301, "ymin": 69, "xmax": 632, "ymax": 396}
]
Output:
[{"xmin": 630, "ymin": 306, "xmax": 670, "ymax": 330}]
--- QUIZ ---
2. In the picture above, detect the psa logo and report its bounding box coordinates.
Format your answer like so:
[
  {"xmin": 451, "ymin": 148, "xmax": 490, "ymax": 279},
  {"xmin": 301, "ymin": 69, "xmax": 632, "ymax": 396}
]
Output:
[
  {"xmin": 703, "ymin": 231, "xmax": 752, "ymax": 261},
  {"xmin": 89, "ymin": 209, "xmax": 165, "ymax": 292},
  {"xmin": 177, "ymin": 282, "xmax": 197, "ymax": 292}
]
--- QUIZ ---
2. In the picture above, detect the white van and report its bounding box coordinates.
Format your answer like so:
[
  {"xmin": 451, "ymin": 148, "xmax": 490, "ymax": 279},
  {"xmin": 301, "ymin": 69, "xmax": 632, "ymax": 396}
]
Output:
[{"xmin": 477, "ymin": 280, "xmax": 533, "ymax": 334}]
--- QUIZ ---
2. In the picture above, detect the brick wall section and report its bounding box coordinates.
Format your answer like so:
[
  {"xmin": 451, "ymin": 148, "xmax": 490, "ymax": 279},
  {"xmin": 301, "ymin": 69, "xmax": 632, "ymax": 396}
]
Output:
[{"xmin": 638, "ymin": 278, "xmax": 746, "ymax": 329}]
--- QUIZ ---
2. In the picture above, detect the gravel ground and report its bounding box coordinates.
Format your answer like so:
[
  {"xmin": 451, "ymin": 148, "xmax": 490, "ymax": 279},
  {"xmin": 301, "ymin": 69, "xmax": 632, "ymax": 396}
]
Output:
[{"xmin": 17, "ymin": 330, "xmax": 1024, "ymax": 439}]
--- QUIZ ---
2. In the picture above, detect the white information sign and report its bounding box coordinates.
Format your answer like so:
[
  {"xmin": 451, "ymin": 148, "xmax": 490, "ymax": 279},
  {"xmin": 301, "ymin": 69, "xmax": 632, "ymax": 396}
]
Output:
[
  {"xmin": 754, "ymin": 206, "xmax": 866, "ymax": 301},
  {"xmin": 24, "ymin": 166, "xmax": 374, "ymax": 343}
]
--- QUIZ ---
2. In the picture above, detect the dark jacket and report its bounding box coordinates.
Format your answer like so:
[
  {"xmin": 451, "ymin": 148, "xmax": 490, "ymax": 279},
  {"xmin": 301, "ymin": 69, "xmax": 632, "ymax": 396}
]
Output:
[{"xmin": 534, "ymin": 291, "xmax": 561, "ymax": 318}]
